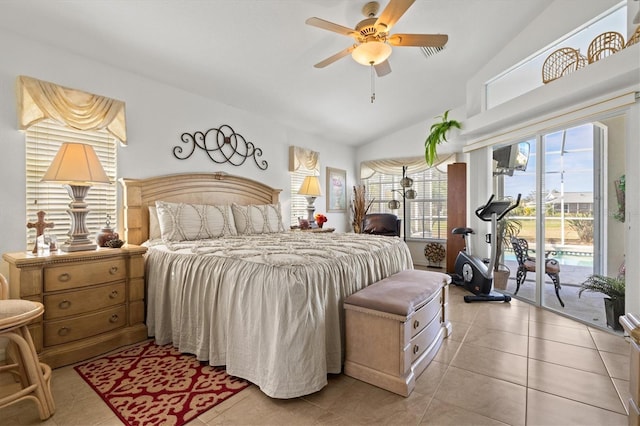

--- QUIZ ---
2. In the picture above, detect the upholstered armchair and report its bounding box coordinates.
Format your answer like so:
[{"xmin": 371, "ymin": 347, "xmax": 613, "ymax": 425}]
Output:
[{"xmin": 362, "ymin": 213, "xmax": 401, "ymax": 237}]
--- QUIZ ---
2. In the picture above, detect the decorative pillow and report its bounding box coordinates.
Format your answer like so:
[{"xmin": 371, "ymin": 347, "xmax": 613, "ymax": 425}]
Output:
[
  {"xmin": 155, "ymin": 201, "xmax": 237, "ymax": 242},
  {"xmin": 148, "ymin": 206, "xmax": 162, "ymax": 240},
  {"xmin": 231, "ymin": 203, "xmax": 285, "ymax": 235}
]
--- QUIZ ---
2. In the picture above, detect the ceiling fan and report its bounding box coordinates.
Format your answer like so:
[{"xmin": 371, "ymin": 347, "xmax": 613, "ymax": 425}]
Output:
[{"xmin": 305, "ymin": 0, "xmax": 448, "ymax": 77}]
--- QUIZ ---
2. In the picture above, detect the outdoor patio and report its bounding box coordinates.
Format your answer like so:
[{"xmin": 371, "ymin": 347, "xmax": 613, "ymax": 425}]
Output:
[{"xmin": 496, "ymin": 260, "xmax": 622, "ymax": 334}]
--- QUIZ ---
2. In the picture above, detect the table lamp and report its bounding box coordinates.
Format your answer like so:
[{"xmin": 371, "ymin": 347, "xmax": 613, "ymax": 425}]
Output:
[
  {"xmin": 297, "ymin": 176, "xmax": 322, "ymax": 225},
  {"xmin": 41, "ymin": 142, "xmax": 110, "ymax": 252}
]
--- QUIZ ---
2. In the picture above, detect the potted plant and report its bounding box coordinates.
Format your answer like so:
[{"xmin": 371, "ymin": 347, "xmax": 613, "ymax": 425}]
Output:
[
  {"xmin": 351, "ymin": 185, "xmax": 374, "ymax": 233},
  {"xmin": 493, "ymin": 216, "xmax": 521, "ymax": 290},
  {"xmin": 579, "ymin": 274, "xmax": 625, "ymax": 331},
  {"xmin": 424, "ymin": 110, "xmax": 462, "ymax": 166}
]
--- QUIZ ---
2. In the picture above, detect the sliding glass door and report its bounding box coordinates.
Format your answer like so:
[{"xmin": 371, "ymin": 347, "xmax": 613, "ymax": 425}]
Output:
[
  {"xmin": 541, "ymin": 124, "xmax": 600, "ymax": 314},
  {"xmin": 493, "ymin": 117, "xmax": 622, "ymax": 328}
]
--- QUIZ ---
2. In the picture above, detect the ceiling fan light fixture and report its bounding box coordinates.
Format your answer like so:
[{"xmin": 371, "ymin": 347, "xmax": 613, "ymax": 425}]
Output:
[{"xmin": 351, "ymin": 41, "xmax": 392, "ymax": 66}]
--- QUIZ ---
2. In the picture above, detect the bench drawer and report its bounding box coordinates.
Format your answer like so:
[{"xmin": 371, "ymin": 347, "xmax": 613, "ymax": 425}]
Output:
[{"xmin": 404, "ymin": 288, "xmax": 441, "ymax": 341}]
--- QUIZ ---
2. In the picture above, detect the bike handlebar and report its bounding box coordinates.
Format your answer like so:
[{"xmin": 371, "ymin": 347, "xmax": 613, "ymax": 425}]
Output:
[{"xmin": 475, "ymin": 193, "xmax": 521, "ymax": 222}]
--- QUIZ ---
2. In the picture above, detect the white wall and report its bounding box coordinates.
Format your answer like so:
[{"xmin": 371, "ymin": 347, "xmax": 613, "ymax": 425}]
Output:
[
  {"xmin": 465, "ymin": 0, "xmax": 621, "ymax": 118},
  {"xmin": 0, "ymin": 29, "xmax": 356, "ymax": 269}
]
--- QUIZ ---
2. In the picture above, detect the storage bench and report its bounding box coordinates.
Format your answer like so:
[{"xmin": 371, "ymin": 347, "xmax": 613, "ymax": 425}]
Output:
[{"xmin": 343, "ymin": 269, "xmax": 452, "ymax": 396}]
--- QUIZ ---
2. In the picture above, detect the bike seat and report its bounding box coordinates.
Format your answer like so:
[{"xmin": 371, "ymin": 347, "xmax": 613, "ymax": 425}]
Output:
[{"xmin": 452, "ymin": 227, "xmax": 474, "ymax": 235}]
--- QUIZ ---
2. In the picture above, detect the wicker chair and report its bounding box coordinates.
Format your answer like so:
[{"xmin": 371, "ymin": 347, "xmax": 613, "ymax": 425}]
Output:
[
  {"xmin": 587, "ymin": 31, "xmax": 625, "ymax": 63},
  {"xmin": 625, "ymin": 26, "xmax": 640, "ymax": 48},
  {"xmin": 510, "ymin": 237, "xmax": 564, "ymax": 307},
  {"xmin": 0, "ymin": 273, "xmax": 56, "ymax": 420},
  {"xmin": 542, "ymin": 47, "xmax": 587, "ymax": 84}
]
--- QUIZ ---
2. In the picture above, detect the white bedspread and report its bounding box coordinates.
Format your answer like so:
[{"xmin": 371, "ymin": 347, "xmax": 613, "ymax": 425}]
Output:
[{"xmin": 144, "ymin": 232, "xmax": 412, "ymax": 398}]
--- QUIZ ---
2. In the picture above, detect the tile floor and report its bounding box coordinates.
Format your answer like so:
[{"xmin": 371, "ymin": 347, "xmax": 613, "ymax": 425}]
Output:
[{"xmin": 1, "ymin": 285, "xmax": 632, "ymax": 425}]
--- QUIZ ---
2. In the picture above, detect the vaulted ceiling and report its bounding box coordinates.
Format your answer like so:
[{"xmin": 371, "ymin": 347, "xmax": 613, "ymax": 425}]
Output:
[{"xmin": 0, "ymin": 0, "xmax": 554, "ymax": 146}]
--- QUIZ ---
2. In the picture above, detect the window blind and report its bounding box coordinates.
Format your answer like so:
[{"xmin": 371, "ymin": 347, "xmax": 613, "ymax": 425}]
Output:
[{"xmin": 25, "ymin": 119, "xmax": 117, "ymax": 248}]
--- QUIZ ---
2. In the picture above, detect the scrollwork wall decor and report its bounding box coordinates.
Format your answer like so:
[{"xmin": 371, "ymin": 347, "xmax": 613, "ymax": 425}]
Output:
[{"xmin": 174, "ymin": 124, "xmax": 268, "ymax": 170}]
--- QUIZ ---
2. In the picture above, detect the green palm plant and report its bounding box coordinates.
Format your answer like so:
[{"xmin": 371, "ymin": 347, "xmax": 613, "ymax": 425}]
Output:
[
  {"xmin": 579, "ymin": 273, "xmax": 625, "ymax": 330},
  {"xmin": 424, "ymin": 110, "xmax": 461, "ymax": 166},
  {"xmin": 579, "ymin": 274, "xmax": 625, "ymax": 301}
]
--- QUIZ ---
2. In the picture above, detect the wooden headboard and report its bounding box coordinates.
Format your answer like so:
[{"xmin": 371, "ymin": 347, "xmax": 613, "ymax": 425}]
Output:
[{"xmin": 119, "ymin": 172, "xmax": 282, "ymax": 245}]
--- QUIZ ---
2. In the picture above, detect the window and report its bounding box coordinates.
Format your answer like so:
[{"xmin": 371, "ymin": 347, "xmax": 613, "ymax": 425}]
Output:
[
  {"xmin": 363, "ymin": 168, "xmax": 448, "ymax": 240},
  {"xmin": 485, "ymin": 3, "xmax": 626, "ymax": 109},
  {"xmin": 26, "ymin": 120, "xmax": 117, "ymax": 248}
]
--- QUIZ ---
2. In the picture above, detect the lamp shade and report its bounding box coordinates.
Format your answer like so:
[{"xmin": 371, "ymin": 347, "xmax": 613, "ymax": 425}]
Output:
[
  {"xmin": 41, "ymin": 142, "xmax": 110, "ymax": 185},
  {"xmin": 298, "ymin": 176, "xmax": 322, "ymax": 197},
  {"xmin": 352, "ymin": 41, "xmax": 392, "ymax": 66}
]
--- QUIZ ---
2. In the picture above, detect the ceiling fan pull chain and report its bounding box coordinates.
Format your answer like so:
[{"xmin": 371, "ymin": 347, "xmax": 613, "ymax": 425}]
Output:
[{"xmin": 370, "ymin": 63, "xmax": 375, "ymax": 103}]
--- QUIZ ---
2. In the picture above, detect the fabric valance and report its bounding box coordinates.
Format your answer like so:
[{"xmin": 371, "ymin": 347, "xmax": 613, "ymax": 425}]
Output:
[
  {"xmin": 360, "ymin": 154, "xmax": 455, "ymax": 180},
  {"xmin": 17, "ymin": 75, "xmax": 127, "ymax": 144},
  {"xmin": 288, "ymin": 146, "xmax": 319, "ymax": 173}
]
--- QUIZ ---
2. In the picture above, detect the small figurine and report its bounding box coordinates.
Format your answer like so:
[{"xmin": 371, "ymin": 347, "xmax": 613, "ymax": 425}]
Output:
[{"xmin": 27, "ymin": 210, "xmax": 54, "ymax": 254}]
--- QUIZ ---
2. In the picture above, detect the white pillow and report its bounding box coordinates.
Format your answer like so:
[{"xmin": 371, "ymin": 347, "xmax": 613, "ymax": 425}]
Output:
[
  {"xmin": 155, "ymin": 201, "xmax": 238, "ymax": 242},
  {"xmin": 148, "ymin": 206, "xmax": 161, "ymax": 240},
  {"xmin": 231, "ymin": 203, "xmax": 285, "ymax": 235}
]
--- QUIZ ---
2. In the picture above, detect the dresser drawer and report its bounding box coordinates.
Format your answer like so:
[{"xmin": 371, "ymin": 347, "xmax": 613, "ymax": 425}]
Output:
[
  {"xmin": 44, "ymin": 305, "xmax": 126, "ymax": 346},
  {"xmin": 44, "ymin": 282, "xmax": 126, "ymax": 320},
  {"xmin": 404, "ymin": 288, "xmax": 441, "ymax": 342},
  {"xmin": 44, "ymin": 258, "xmax": 126, "ymax": 291},
  {"xmin": 408, "ymin": 309, "xmax": 442, "ymax": 364}
]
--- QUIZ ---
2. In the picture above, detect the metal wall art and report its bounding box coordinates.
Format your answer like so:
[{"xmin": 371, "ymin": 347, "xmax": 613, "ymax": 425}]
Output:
[{"xmin": 174, "ymin": 124, "xmax": 268, "ymax": 170}]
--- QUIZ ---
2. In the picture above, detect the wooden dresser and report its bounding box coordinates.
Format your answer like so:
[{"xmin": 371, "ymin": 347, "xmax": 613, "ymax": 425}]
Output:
[{"xmin": 2, "ymin": 245, "xmax": 148, "ymax": 368}]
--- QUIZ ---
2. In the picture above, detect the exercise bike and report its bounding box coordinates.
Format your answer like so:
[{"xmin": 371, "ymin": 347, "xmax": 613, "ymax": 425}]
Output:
[{"xmin": 453, "ymin": 194, "xmax": 521, "ymax": 303}]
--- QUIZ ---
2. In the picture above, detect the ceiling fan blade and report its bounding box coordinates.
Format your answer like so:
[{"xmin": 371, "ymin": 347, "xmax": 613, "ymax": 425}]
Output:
[
  {"xmin": 305, "ymin": 17, "xmax": 356, "ymax": 37},
  {"xmin": 375, "ymin": 0, "xmax": 416, "ymax": 33},
  {"xmin": 374, "ymin": 60, "xmax": 392, "ymax": 77},
  {"xmin": 313, "ymin": 45, "xmax": 356, "ymax": 68},
  {"xmin": 388, "ymin": 33, "xmax": 448, "ymax": 47}
]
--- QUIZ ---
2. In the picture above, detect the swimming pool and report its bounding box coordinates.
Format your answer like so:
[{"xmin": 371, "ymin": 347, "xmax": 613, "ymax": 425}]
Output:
[{"xmin": 504, "ymin": 251, "xmax": 593, "ymax": 267}]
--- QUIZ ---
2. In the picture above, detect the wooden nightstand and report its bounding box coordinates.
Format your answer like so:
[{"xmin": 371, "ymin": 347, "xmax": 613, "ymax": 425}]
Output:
[
  {"xmin": 299, "ymin": 227, "xmax": 335, "ymax": 233},
  {"xmin": 2, "ymin": 245, "xmax": 148, "ymax": 368}
]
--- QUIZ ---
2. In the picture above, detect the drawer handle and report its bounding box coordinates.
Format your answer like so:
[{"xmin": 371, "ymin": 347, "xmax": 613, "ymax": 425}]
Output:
[
  {"xmin": 109, "ymin": 314, "xmax": 119, "ymax": 323},
  {"xmin": 413, "ymin": 345, "xmax": 420, "ymax": 355},
  {"xmin": 58, "ymin": 300, "xmax": 71, "ymax": 309},
  {"xmin": 413, "ymin": 320, "xmax": 420, "ymax": 329},
  {"xmin": 58, "ymin": 273, "xmax": 71, "ymax": 282},
  {"xmin": 58, "ymin": 327, "xmax": 71, "ymax": 336},
  {"xmin": 109, "ymin": 266, "xmax": 119, "ymax": 275},
  {"xmin": 109, "ymin": 290, "xmax": 119, "ymax": 299}
]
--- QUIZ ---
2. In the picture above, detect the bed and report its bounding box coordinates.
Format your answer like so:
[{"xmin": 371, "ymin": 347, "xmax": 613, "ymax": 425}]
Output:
[{"xmin": 119, "ymin": 172, "xmax": 413, "ymax": 398}]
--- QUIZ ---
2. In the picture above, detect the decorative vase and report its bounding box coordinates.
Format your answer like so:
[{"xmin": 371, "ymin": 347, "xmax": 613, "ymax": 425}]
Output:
[
  {"xmin": 318, "ymin": 223, "xmax": 323, "ymax": 228},
  {"xmin": 97, "ymin": 222, "xmax": 119, "ymax": 247},
  {"xmin": 298, "ymin": 218, "xmax": 310, "ymax": 230}
]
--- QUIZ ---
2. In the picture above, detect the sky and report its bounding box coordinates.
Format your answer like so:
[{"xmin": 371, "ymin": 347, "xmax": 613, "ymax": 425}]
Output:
[{"xmin": 503, "ymin": 123, "xmax": 595, "ymax": 202}]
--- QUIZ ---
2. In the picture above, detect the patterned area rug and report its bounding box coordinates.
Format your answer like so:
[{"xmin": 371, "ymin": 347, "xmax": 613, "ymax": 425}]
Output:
[{"xmin": 74, "ymin": 340, "xmax": 250, "ymax": 426}]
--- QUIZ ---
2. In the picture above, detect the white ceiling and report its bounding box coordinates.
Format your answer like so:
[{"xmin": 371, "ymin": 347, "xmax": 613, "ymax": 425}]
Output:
[{"xmin": 0, "ymin": 0, "xmax": 554, "ymax": 146}]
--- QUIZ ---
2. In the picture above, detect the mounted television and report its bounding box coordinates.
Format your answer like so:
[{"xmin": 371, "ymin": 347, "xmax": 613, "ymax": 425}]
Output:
[{"xmin": 493, "ymin": 142, "xmax": 530, "ymax": 176}]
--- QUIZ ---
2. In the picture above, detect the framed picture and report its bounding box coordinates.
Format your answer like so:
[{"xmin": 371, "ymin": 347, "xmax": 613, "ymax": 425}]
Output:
[{"xmin": 326, "ymin": 167, "xmax": 347, "ymax": 212}]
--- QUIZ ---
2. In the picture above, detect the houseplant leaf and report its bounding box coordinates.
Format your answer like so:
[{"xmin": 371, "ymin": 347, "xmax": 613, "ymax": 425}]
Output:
[{"xmin": 424, "ymin": 110, "xmax": 461, "ymax": 166}]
